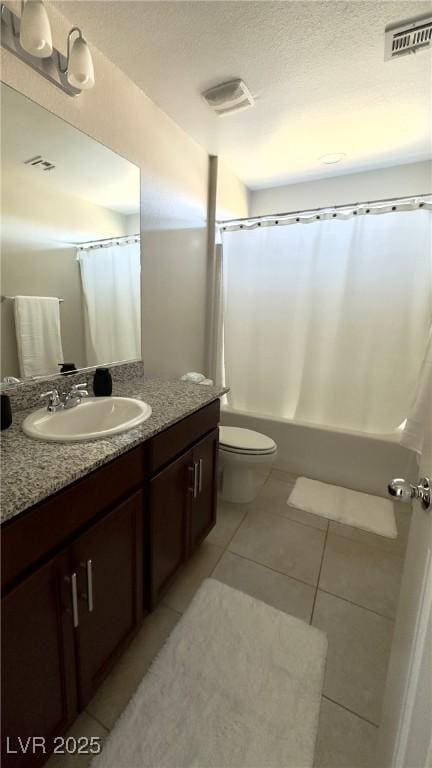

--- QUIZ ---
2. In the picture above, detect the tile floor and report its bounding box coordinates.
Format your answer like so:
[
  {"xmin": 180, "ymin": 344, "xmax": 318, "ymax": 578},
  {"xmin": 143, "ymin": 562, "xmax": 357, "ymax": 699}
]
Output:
[{"xmin": 48, "ymin": 469, "xmax": 410, "ymax": 768}]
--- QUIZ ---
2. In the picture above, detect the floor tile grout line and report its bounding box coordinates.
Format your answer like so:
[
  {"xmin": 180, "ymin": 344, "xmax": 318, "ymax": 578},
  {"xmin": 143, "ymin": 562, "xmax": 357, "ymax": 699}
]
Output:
[
  {"xmin": 270, "ymin": 469, "xmax": 298, "ymax": 484},
  {"xmin": 165, "ymin": 539, "xmax": 396, "ymax": 625},
  {"xmin": 213, "ymin": 508, "xmax": 397, "ymax": 621},
  {"xmin": 310, "ymin": 523, "xmax": 329, "ymax": 624},
  {"xmin": 162, "ymin": 542, "xmax": 225, "ymax": 615},
  {"xmin": 210, "ymin": 542, "xmax": 227, "ymax": 575},
  {"xmin": 326, "ymin": 529, "xmax": 406, "ymax": 562},
  {"xmin": 263, "ymin": 503, "xmax": 328, "ymax": 533},
  {"xmin": 317, "ymin": 587, "xmax": 397, "ymax": 622},
  {"xmin": 240, "ymin": 500, "xmax": 330, "ymax": 541},
  {"xmin": 321, "ymin": 695, "xmax": 380, "ymax": 728},
  {"xmin": 215, "ymin": 505, "xmax": 250, "ymax": 549},
  {"xmin": 224, "ymin": 548, "xmax": 319, "ymax": 591},
  {"xmin": 84, "ymin": 709, "xmax": 111, "ymax": 733}
]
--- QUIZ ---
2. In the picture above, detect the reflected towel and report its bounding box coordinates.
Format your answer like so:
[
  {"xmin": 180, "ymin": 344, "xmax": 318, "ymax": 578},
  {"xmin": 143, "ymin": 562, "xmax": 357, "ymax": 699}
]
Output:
[{"xmin": 14, "ymin": 296, "xmax": 63, "ymax": 378}]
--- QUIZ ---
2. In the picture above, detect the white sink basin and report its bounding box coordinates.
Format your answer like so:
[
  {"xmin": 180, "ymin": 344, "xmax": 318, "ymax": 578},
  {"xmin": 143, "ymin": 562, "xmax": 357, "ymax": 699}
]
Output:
[{"xmin": 22, "ymin": 397, "xmax": 152, "ymax": 442}]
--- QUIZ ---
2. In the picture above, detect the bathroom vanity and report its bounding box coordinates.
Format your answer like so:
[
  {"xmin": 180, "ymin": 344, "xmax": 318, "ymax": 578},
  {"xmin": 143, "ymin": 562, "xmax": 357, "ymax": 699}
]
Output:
[
  {"xmin": 0, "ymin": 83, "xmax": 225, "ymax": 766},
  {"xmin": 1, "ymin": 378, "xmax": 222, "ymax": 768}
]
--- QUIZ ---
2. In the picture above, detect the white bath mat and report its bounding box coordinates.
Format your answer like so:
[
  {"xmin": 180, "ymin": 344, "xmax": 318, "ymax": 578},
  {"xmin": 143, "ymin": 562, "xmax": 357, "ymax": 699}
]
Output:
[
  {"xmin": 92, "ymin": 578, "xmax": 327, "ymax": 768},
  {"xmin": 288, "ymin": 477, "xmax": 397, "ymax": 539}
]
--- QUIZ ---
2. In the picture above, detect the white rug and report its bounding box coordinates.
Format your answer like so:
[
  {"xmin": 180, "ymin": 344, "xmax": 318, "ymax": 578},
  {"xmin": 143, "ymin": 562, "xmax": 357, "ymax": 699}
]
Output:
[
  {"xmin": 288, "ymin": 477, "xmax": 397, "ymax": 539},
  {"xmin": 92, "ymin": 578, "xmax": 327, "ymax": 768}
]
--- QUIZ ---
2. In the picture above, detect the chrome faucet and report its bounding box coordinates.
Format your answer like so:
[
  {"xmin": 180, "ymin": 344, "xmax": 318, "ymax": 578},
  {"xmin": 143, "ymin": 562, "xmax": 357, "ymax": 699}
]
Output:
[
  {"xmin": 40, "ymin": 383, "xmax": 89, "ymax": 412},
  {"xmin": 63, "ymin": 383, "xmax": 89, "ymax": 409}
]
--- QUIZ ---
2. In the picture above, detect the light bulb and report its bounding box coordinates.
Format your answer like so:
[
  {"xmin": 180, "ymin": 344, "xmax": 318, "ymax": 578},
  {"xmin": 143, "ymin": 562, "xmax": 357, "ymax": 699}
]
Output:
[
  {"xmin": 67, "ymin": 36, "xmax": 95, "ymax": 90},
  {"xmin": 20, "ymin": 0, "xmax": 53, "ymax": 58}
]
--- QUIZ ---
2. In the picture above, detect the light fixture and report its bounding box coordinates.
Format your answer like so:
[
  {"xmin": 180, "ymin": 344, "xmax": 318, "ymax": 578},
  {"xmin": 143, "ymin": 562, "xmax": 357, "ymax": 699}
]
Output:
[
  {"xmin": 320, "ymin": 153, "xmax": 346, "ymax": 165},
  {"xmin": 0, "ymin": 1, "xmax": 95, "ymax": 96},
  {"xmin": 19, "ymin": 0, "xmax": 52, "ymax": 58},
  {"xmin": 60, "ymin": 28, "xmax": 95, "ymax": 90}
]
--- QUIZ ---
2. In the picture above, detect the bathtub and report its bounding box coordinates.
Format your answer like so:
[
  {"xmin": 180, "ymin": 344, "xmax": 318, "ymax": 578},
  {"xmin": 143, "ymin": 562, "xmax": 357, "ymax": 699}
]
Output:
[{"xmin": 220, "ymin": 407, "xmax": 418, "ymax": 497}]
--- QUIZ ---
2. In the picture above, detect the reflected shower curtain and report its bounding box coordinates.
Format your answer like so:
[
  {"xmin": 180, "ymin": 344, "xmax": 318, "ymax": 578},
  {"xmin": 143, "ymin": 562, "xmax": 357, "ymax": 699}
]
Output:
[
  {"xmin": 220, "ymin": 210, "xmax": 432, "ymax": 434},
  {"xmin": 78, "ymin": 242, "xmax": 141, "ymax": 367}
]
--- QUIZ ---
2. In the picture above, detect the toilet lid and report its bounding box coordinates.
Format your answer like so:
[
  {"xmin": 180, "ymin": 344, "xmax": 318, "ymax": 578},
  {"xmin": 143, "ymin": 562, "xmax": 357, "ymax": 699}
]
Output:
[{"xmin": 219, "ymin": 426, "xmax": 276, "ymax": 454}]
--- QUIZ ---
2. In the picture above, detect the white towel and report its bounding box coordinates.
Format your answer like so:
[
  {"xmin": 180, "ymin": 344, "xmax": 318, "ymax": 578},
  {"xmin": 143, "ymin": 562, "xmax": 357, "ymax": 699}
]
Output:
[
  {"xmin": 14, "ymin": 296, "xmax": 64, "ymax": 378},
  {"xmin": 181, "ymin": 372, "xmax": 206, "ymax": 383}
]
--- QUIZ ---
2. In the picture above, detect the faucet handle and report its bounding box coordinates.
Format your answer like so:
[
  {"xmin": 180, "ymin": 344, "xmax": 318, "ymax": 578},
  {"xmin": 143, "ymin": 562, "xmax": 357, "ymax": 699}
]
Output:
[
  {"xmin": 69, "ymin": 382, "xmax": 89, "ymax": 399},
  {"xmin": 40, "ymin": 389, "xmax": 60, "ymax": 402},
  {"xmin": 40, "ymin": 389, "xmax": 62, "ymax": 410}
]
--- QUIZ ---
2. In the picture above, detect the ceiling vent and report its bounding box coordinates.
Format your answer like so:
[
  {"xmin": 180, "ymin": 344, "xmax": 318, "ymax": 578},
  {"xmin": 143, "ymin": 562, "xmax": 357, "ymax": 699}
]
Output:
[
  {"xmin": 24, "ymin": 155, "xmax": 56, "ymax": 171},
  {"xmin": 385, "ymin": 14, "xmax": 432, "ymax": 60},
  {"xmin": 201, "ymin": 79, "xmax": 255, "ymax": 116}
]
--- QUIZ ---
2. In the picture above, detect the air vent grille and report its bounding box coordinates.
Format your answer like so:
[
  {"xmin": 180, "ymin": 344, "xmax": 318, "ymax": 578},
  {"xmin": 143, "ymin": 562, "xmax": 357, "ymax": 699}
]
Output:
[
  {"xmin": 385, "ymin": 15, "xmax": 432, "ymax": 59},
  {"xmin": 202, "ymin": 79, "xmax": 255, "ymax": 116},
  {"xmin": 24, "ymin": 155, "xmax": 56, "ymax": 171}
]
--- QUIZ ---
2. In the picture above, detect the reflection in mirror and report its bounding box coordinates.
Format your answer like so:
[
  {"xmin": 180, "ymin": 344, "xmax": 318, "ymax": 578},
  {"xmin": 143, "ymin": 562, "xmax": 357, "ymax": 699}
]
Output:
[{"xmin": 0, "ymin": 83, "xmax": 141, "ymax": 383}]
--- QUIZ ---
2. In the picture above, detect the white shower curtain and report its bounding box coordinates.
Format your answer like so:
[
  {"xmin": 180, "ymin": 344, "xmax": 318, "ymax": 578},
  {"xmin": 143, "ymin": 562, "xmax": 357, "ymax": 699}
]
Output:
[
  {"xmin": 401, "ymin": 326, "xmax": 432, "ymax": 453},
  {"xmin": 78, "ymin": 242, "xmax": 141, "ymax": 367},
  {"xmin": 220, "ymin": 209, "xmax": 432, "ymax": 434}
]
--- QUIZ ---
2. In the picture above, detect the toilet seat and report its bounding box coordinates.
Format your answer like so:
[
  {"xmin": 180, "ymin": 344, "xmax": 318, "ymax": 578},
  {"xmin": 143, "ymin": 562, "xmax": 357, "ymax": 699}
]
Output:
[{"xmin": 219, "ymin": 426, "xmax": 276, "ymax": 456}]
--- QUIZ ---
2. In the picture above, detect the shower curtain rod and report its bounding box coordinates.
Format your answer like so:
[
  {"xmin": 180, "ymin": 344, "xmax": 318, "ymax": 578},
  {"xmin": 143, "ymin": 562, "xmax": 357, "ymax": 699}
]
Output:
[
  {"xmin": 76, "ymin": 233, "xmax": 140, "ymax": 248},
  {"xmin": 217, "ymin": 192, "xmax": 431, "ymax": 227}
]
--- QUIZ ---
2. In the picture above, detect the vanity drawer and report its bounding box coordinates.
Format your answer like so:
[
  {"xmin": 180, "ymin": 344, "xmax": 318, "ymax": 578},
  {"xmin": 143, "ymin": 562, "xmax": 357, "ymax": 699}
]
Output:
[
  {"xmin": 1, "ymin": 444, "xmax": 146, "ymax": 593},
  {"xmin": 147, "ymin": 400, "xmax": 220, "ymax": 475}
]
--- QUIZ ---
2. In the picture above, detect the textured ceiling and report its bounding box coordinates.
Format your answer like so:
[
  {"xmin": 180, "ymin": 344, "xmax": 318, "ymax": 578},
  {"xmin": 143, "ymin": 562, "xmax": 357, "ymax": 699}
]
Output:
[{"xmin": 55, "ymin": 0, "xmax": 432, "ymax": 189}]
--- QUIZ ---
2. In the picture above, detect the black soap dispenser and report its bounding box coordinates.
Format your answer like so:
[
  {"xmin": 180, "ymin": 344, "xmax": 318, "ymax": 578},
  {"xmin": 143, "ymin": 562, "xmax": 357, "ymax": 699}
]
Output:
[
  {"xmin": 1, "ymin": 394, "xmax": 12, "ymax": 430},
  {"xmin": 93, "ymin": 367, "xmax": 113, "ymax": 397},
  {"xmin": 59, "ymin": 362, "xmax": 77, "ymax": 375}
]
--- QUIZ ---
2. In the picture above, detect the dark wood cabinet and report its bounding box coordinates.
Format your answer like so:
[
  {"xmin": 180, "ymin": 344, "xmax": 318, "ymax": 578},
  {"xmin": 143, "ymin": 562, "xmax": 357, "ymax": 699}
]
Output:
[
  {"xmin": 1, "ymin": 552, "xmax": 77, "ymax": 768},
  {"xmin": 1, "ymin": 492, "xmax": 144, "ymax": 766},
  {"xmin": 189, "ymin": 429, "xmax": 218, "ymax": 554},
  {"xmin": 149, "ymin": 451, "xmax": 191, "ymax": 605},
  {"xmin": 149, "ymin": 428, "xmax": 218, "ymax": 606},
  {"xmin": 1, "ymin": 400, "xmax": 220, "ymax": 768},
  {"xmin": 72, "ymin": 492, "xmax": 143, "ymax": 706}
]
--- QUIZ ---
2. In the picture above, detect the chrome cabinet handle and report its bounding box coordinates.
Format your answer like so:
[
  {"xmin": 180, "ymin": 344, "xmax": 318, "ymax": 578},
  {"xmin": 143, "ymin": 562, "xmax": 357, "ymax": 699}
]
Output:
[
  {"xmin": 198, "ymin": 458, "xmax": 203, "ymax": 494},
  {"xmin": 65, "ymin": 573, "xmax": 79, "ymax": 628},
  {"xmin": 80, "ymin": 559, "xmax": 94, "ymax": 612},
  {"xmin": 188, "ymin": 462, "xmax": 199, "ymax": 498},
  {"xmin": 87, "ymin": 559, "xmax": 94, "ymax": 612}
]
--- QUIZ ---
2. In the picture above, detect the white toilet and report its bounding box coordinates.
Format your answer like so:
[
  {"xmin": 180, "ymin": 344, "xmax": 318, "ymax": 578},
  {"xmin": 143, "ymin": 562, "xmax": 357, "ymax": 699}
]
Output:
[{"xmin": 218, "ymin": 426, "xmax": 277, "ymax": 503}]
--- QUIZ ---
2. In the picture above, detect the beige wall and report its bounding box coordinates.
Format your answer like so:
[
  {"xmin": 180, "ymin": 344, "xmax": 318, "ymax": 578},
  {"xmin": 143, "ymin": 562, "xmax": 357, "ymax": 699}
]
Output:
[
  {"xmin": 216, "ymin": 159, "xmax": 250, "ymax": 219},
  {"xmin": 1, "ymin": 166, "xmax": 131, "ymax": 244},
  {"xmin": 141, "ymin": 227, "xmax": 208, "ymax": 378},
  {"xmin": 249, "ymin": 160, "xmax": 432, "ymax": 217},
  {"xmin": 0, "ymin": 1, "xmax": 247, "ymax": 379}
]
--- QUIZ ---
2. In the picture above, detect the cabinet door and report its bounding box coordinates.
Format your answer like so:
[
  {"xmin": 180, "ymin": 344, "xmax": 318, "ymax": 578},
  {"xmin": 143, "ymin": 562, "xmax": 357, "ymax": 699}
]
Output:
[
  {"xmin": 72, "ymin": 491, "xmax": 143, "ymax": 706},
  {"xmin": 189, "ymin": 428, "xmax": 218, "ymax": 554},
  {"xmin": 149, "ymin": 449, "xmax": 192, "ymax": 606},
  {"xmin": 1, "ymin": 552, "xmax": 77, "ymax": 768}
]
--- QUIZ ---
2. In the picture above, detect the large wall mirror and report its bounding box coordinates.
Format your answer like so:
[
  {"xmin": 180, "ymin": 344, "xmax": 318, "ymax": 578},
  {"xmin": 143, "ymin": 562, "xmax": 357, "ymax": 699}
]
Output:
[{"xmin": 1, "ymin": 83, "xmax": 141, "ymax": 383}]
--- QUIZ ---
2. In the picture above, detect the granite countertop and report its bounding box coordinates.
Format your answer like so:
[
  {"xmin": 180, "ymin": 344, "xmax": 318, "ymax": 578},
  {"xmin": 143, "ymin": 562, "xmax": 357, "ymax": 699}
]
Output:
[{"xmin": 1, "ymin": 376, "xmax": 226, "ymax": 524}]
